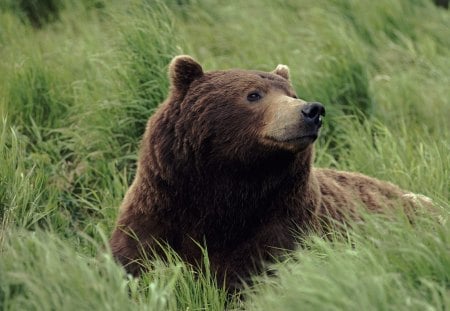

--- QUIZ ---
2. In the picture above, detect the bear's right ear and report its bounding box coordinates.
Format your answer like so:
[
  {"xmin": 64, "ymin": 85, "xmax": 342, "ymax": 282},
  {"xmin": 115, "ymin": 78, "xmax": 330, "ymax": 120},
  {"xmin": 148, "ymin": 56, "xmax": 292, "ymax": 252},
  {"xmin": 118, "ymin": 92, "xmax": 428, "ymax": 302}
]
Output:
[
  {"xmin": 169, "ymin": 55, "xmax": 204, "ymax": 96},
  {"xmin": 272, "ymin": 64, "xmax": 290, "ymax": 81}
]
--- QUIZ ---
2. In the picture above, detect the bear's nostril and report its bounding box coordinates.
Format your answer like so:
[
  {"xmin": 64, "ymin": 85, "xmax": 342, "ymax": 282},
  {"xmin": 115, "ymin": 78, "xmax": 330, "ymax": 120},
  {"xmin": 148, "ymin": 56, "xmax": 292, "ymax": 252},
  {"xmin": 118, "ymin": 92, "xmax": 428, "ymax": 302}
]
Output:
[{"xmin": 301, "ymin": 102, "xmax": 325, "ymax": 120}]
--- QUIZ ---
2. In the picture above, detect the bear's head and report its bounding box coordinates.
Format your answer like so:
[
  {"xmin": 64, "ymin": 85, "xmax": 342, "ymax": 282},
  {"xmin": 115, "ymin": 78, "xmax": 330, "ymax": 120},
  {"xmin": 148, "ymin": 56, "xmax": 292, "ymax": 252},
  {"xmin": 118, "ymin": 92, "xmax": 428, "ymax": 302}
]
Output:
[{"xmin": 149, "ymin": 55, "xmax": 325, "ymax": 175}]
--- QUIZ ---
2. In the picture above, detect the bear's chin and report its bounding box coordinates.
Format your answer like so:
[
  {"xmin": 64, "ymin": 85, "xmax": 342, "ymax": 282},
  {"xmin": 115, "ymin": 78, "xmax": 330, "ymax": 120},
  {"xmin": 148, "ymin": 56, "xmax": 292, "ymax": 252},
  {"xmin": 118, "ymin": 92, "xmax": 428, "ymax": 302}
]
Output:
[{"xmin": 263, "ymin": 135, "xmax": 317, "ymax": 153}]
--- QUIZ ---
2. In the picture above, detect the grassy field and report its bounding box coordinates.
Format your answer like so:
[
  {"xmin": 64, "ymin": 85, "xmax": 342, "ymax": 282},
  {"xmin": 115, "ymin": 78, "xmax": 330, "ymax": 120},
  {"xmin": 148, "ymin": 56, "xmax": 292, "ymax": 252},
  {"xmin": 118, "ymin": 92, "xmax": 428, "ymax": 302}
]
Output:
[{"xmin": 0, "ymin": 0, "xmax": 449, "ymax": 310}]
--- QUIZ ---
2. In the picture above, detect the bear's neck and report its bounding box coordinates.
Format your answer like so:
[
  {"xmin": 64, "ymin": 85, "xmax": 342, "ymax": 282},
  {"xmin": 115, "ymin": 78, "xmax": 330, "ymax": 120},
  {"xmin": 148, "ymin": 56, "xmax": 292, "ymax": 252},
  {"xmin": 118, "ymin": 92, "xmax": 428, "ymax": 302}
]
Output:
[
  {"xmin": 145, "ymin": 145, "xmax": 314, "ymax": 214},
  {"xmin": 139, "ymin": 143, "xmax": 316, "ymax": 248}
]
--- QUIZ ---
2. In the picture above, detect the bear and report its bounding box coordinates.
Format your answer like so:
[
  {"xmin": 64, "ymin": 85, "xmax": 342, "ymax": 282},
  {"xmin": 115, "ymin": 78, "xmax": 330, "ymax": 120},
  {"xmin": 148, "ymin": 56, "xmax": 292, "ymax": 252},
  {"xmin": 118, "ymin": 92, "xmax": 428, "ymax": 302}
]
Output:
[{"xmin": 110, "ymin": 55, "xmax": 429, "ymax": 291}]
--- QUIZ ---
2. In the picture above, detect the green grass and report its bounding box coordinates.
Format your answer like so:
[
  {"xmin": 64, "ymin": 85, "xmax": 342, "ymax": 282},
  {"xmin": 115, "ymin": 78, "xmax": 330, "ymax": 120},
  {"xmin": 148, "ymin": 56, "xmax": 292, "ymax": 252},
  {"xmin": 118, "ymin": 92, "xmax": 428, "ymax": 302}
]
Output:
[
  {"xmin": 247, "ymin": 210, "xmax": 450, "ymax": 311},
  {"xmin": 0, "ymin": 0, "xmax": 449, "ymax": 310}
]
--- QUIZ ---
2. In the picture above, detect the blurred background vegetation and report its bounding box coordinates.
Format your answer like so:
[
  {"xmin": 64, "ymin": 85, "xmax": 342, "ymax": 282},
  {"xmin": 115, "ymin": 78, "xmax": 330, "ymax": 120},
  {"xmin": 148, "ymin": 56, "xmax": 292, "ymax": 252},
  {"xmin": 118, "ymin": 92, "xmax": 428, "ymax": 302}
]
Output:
[{"xmin": 0, "ymin": 0, "xmax": 449, "ymax": 310}]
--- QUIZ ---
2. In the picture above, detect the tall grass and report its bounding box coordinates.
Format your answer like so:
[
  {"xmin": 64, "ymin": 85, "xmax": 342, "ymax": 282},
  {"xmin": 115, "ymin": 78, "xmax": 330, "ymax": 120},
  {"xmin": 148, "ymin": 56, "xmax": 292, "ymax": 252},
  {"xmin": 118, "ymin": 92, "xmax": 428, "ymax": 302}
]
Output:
[
  {"xmin": 0, "ymin": 0, "xmax": 449, "ymax": 310},
  {"xmin": 247, "ymin": 210, "xmax": 450, "ymax": 311}
]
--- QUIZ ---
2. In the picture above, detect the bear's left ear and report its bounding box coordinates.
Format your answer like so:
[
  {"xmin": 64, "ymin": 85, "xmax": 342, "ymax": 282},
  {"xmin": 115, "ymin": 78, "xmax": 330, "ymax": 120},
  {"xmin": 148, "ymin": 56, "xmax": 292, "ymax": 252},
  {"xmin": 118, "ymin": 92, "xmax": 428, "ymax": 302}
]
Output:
[
  {"xmin": 169, "ymin": 55, "xmax": 204, "ymax": 96},
  {"xmin": 272, "ymin": 64, "xmax": 290, "ymax": 80}
]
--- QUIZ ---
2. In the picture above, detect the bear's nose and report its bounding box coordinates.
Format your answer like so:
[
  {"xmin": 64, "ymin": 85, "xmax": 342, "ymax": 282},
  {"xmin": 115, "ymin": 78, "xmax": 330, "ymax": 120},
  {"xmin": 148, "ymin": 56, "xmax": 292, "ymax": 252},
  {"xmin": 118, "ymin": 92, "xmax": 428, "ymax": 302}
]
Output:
[{"xmin": 301, "ymin": 102, "xmax": 325, "ymax": 125}]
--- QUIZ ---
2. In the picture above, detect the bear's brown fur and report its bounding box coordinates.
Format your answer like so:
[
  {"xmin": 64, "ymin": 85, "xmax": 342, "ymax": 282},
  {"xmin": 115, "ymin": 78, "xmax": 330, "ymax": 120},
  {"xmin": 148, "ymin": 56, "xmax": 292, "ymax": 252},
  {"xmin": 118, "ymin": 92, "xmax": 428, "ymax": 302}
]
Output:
[{"xmin": 110, "ymin": 55, "xmax": 425, "ymax": 290}]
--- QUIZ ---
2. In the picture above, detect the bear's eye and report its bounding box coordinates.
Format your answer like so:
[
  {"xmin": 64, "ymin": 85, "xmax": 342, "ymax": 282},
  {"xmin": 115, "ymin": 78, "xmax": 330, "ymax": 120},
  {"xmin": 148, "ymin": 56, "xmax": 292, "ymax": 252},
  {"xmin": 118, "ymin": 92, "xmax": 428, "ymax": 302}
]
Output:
[
  {"xmin": 247, "ymin": 92, "xmax": 262, "ymax": 102},
  {"xmin": 292, "ymin": 95, "xmax": 298, "ymax": 99}
]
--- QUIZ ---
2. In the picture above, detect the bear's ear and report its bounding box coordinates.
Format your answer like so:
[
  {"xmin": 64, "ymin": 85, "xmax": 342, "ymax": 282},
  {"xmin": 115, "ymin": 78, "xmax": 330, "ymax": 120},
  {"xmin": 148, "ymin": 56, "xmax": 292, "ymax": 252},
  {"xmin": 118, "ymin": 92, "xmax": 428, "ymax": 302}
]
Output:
[
  {"xmin": 272, "ymin": 64, "xmax": 290, "ymax": 80},
  {"xmin": 169, "ymin": 55, "xmax": 204, "ymax": 95}
]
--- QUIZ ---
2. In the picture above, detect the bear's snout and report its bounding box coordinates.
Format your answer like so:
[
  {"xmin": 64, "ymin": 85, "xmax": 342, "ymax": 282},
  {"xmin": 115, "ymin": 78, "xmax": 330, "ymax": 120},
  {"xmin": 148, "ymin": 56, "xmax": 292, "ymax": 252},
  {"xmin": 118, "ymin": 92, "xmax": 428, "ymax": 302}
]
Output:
[{"xmin": 301, "ymin": 102, "xmax": 325, "ymax": 127}]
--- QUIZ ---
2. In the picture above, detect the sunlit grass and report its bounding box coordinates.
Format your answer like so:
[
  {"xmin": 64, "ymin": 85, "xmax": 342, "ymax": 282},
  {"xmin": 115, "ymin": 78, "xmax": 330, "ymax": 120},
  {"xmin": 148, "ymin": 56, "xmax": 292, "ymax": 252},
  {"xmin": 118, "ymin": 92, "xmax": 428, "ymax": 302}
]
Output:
[{"xmin": 0, "ymin": 0, "xmax": 448, "ymax": 309}]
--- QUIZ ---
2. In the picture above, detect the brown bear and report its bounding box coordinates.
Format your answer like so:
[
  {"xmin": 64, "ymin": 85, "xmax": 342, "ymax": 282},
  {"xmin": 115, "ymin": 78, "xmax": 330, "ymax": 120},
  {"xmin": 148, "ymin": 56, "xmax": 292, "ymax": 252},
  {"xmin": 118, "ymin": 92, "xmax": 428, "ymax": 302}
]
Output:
[{"xmin": 110, "ymin": 55, "xmax": 428, "ymax": 290}]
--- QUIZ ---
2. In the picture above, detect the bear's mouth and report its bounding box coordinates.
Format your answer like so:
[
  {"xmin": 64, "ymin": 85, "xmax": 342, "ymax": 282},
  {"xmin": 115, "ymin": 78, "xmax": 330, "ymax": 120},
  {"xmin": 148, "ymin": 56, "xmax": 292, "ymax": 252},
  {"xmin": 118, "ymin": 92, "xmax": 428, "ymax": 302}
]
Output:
[
  {"xmin": 265, "ymin": 133, "xmax": 319, "ymax": 147},
  {"xmin": 281, "ymin": 134, "xmax": 318, "ymax": 143}
]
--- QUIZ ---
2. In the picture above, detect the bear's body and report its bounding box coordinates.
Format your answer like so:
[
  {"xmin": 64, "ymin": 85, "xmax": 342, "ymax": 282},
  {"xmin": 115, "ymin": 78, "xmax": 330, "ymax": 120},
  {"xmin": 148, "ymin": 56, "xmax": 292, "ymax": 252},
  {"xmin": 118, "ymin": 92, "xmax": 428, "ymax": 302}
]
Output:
[{"xmin": 110, "ymin": 56, "xmax": 421, "ymax": 290}]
